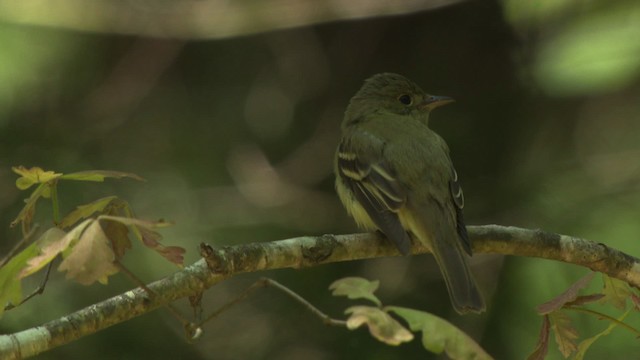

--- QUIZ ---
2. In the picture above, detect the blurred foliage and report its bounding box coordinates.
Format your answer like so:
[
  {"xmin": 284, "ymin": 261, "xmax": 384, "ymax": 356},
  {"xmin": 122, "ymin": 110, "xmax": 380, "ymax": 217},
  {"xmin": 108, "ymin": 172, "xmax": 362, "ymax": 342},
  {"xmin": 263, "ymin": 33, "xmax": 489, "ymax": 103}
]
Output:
[{"xmin": 0, "ymin": 0, "xmax": 639, "ymax": 359}]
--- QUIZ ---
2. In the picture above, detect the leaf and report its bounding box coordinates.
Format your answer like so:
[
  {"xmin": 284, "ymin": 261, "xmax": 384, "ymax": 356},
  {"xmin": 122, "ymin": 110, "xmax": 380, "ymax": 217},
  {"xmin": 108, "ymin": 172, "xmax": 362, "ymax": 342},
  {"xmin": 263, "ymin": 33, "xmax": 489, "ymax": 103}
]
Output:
[
  {"xmin": 329, "ymin": 277, "xmax": 382, "ymax": 306},
  {"xmin": 600, "ymin": 274, "xmax": 631, "ymax": 310},
  {"xmin": 20, "ymin": 222, "xmax": 91, "ymax": 278},
  {"xmin": 527, "ymin": 315, "xmax": 551, "ymax": 360},
  {"xmin": 565, "ymin": 294, "xmax": 605, "ymax": 307},
  {"xmin": 537, "ymin": 272, "xmax": 595, "ymax": 314},
  {"xmin": 58, "ymin": 196, "xmax": 120, "ymax": 229},
  {"xmin": 10, "ymin": 183, "xmax": 48, "ymax": 228},
  {"xmin": 344, "ymin": 305, "xmax": 413, "ymax": 346},
  {"xmin": 97, "ymin": 215, "xmax": 183, "ymax": 265},
  {"xmin": 574, "ymin": 309, "xmax": 631, "ymax": 360},
  {"xmin": 59, "ymin": 170, "xmax": 145, "ymax": 182},
  {"xmin": 387, "ymin": 306, "xmax": 493, "ymax": 360},
  {"xmin": 58, "ymin": 220, "xmax": 119, "ymax": 285},
  {"xmin": 101, "ymin": 219, "xmax": 131, "ymax": 259},
  {"xmin": 12, "ymin": 166, "xmax": 62, "ymax": 190},
  {"xmin": 0, "ymin": 241, "xmax": 40, "ymax": 317},
  {"xmin": 549, "ymin": 311, "xmax": 578, "ymax": 358}
]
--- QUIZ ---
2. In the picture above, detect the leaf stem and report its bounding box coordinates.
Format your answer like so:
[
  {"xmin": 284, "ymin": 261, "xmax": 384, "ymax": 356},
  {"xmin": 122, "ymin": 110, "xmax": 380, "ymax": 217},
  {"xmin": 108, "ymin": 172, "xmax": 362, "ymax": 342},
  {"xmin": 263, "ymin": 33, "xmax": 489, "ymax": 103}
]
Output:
[{"xmin": 568, "ymin": 306, "xmax": 640, "ymax": 336}]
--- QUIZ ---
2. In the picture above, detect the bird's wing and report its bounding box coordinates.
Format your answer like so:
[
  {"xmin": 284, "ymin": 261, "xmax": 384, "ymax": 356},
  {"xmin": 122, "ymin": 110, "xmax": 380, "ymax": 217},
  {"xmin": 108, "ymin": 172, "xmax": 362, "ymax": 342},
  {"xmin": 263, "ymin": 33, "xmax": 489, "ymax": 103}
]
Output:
[
  {"xmin": 336, "ymin": 132, "xmax": 412, "ymax": 255},
  {"xmin": 449, "ymin": 166, "xmax": 471, "ymax": 255}
]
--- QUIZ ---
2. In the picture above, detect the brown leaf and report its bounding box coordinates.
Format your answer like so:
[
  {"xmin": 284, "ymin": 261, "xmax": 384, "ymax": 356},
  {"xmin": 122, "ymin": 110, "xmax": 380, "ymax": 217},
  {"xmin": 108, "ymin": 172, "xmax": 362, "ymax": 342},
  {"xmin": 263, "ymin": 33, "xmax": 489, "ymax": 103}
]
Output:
[
  {"xmin": 101, "ymin": 219, "xmax": 131, "ymax": 259},
  {"xmin": 58, "ymin": 220, "xmax": 119, "ymax": 285},
  {"xmin": 549, "ymin": 311, "xmax": 578, "ymax": 358},
  {"xmin": 537, "ymin": 272, "xmax": 595, "ymax": 314},
  {"xmin": 527, "ymin": 315, "xmax": 551, "ymax": 360},
  {"xmin": 565, "ymin": 294, "xmax": 605, "ymax": 307}
]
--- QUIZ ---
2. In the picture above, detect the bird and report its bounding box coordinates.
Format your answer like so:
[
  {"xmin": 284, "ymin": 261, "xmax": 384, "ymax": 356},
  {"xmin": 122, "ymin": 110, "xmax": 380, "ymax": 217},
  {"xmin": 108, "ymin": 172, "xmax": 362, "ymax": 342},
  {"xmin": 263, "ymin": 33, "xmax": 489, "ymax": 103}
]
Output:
[{"xmin": 334, "ymin": 73, "xmax": 485, "ymax": 314}]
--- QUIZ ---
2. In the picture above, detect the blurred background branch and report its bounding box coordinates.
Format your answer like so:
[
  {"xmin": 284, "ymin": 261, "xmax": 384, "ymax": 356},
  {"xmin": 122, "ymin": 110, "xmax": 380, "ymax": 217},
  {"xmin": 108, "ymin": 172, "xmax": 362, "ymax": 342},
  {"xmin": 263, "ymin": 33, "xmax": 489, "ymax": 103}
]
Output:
[{"xmin": 0, "ymin": 0, "xmax": 461, "ymax": 39}]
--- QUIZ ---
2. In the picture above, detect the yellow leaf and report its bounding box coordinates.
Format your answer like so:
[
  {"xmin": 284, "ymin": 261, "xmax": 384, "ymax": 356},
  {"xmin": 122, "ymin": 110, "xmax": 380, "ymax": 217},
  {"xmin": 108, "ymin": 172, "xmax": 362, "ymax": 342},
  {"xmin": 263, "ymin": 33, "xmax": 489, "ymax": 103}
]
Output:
[
  {"xmin": 345, "ymin": 306, "xmax": 413, "ymax": 346},
  {"xmin": 600, "ymin": 274, "xmax": 631, "ymax": 310},
  {"xmin": 12, "ymin": 166, "xmax": 62, "ymax": 190}
]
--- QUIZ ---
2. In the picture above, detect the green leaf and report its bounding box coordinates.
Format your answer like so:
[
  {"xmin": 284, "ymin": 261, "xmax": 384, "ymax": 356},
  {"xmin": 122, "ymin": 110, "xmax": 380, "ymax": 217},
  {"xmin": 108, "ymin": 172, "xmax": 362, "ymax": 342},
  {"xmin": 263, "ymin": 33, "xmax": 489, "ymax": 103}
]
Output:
[
  {"xmin": 387, "ymin": 306, "xmax": 493, "ymax": 360},
  {"xmin": 344, "ymin": 305, "xmax": 413, "ymax": 346},
  {"xmin": 573, "ymin": 309, "xmax": 631, "ymax": 360},
  {"xmin": 600, "ymin": 274, "xmax": 631, "ymax": 310},
  {"xmin": 58, "ymin": 196, "xmax": 120, "ymax": 229},
  {"xmin": 0, "ymin": 241, "xmax": 40, "ymax": 317},
  {"xmin": 329, "ymin": 277, "xmax": 382, "ymax": 306},
  {"xmin": 549, "ymin": 311, "xmax": 578, "ymax": 358},
  {"xmin": 59, "ymin": 170, "xmax": 145, "ymax": 182}
]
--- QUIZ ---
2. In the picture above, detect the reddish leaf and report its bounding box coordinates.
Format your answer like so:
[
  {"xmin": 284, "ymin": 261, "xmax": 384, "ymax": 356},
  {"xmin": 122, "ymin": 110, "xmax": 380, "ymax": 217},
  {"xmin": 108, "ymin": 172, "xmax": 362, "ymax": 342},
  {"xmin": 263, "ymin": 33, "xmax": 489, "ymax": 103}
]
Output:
[
  {"xmin": 527, "ymin": 315, "xmax": 551, "ymax": 360},
  {"xmin": 565, "ymin": 294, "xmax": 605, "ymax": 307},
  {"xmin": 101, "ymin": 219, "xmax": 132, "ymax": 259},
  {"xmin": 155, "ymin": 246, "xmax": 186, "ymax": 265},
  {"xmin": 537, "ymin": 272, "xmax": 595, "ymax": 314}
]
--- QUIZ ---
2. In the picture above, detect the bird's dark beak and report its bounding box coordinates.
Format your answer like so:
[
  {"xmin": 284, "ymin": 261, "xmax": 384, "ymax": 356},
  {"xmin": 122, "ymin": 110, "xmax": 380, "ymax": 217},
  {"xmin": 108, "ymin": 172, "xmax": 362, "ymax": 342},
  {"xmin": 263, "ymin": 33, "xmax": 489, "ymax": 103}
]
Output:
[{"xmin": 420, "ymin": 95, "xmax": 454, "ymax": 111}]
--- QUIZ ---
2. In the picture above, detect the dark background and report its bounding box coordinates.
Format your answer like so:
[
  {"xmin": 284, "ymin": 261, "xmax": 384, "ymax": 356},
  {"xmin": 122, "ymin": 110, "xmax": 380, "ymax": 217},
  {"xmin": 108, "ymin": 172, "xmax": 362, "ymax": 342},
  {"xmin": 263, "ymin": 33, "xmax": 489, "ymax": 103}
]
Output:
[{"xmin": 1, "ymin": 0, "xmax": 640, "ymax": 358}]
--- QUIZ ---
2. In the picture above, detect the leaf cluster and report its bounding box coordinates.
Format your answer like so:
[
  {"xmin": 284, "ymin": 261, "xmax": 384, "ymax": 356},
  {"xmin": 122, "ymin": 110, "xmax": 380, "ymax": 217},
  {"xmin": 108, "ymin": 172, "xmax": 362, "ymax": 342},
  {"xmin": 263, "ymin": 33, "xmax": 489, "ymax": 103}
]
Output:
[
  {"xmin": 329, "ymin": 277, "xmax": 492, "ymax": 360},
  {"xmin": 0, "ymin": 166, "xmax": 185, "ymax": 318}
]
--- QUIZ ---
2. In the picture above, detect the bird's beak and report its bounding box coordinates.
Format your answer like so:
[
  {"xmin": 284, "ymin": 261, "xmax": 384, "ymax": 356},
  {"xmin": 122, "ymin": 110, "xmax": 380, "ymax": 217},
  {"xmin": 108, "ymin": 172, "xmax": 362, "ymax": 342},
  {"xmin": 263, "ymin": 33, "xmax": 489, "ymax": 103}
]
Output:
[{"xmin": 419, "ymin": 95, "xmax": 454, "ymax": 111}]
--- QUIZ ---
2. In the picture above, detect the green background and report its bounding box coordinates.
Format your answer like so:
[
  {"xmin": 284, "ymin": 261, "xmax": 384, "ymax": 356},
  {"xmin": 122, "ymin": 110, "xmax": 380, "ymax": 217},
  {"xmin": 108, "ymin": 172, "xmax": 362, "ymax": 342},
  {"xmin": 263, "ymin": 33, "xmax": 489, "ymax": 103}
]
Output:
[{"xmin": 1, "ymin": 0, "xmax": 640, "ymax": 358}]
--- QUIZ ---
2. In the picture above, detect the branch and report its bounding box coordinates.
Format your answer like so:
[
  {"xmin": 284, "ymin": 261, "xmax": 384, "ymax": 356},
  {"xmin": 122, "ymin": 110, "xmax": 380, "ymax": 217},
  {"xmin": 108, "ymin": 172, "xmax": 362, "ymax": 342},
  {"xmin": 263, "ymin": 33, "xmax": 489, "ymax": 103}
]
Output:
[
  {"xmin": 1, "ymin": 225, "xmax": 638, "ymax": 359},
  {"xmin": 0, "ymin": 0, "xmax": 461, "ymax": 39}
]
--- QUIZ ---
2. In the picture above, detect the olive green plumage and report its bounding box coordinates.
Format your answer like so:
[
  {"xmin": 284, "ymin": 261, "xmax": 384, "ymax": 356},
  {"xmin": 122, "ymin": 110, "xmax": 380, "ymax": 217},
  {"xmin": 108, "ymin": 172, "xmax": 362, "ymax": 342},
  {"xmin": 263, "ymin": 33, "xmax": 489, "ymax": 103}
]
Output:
[{"xmin": 335, "ymin": 73, "xmax": 485, "ymax": 314}]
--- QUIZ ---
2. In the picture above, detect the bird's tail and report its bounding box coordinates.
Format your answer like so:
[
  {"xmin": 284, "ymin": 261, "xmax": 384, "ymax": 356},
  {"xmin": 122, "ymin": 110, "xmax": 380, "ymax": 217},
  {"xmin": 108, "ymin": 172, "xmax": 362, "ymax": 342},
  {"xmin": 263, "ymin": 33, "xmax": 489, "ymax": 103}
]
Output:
[
  {"xmin": 430, "ymin": 222, "xmax": 485, "ymax": 314},
  {"xmin": 403, "ymin": 205, "xmax": 485, "ymax": 314}
]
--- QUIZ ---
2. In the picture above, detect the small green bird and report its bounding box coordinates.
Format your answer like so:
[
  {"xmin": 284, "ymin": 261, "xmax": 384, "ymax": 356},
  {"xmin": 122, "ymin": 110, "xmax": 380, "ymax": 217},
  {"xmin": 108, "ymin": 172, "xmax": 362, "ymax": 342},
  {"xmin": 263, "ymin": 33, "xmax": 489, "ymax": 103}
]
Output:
[{"xmin": 335, "ymin": 73, "xmax": 485, "ymax": 314}]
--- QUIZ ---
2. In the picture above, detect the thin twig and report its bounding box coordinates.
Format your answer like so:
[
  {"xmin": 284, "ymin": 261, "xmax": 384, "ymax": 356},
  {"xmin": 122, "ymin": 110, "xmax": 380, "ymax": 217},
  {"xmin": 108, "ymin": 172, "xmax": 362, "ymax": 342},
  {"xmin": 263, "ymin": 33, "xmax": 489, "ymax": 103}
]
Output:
[
  {"xmin": 197, "ymin": 278, "xmax": 346, "ymax": 329},
  {"xmin": 0, "ymin": 225, "xmax": 39, "ymax": 267},
  {"xmin": 567, "ymin": 306, "xmax": 640, "ymax": 336}
]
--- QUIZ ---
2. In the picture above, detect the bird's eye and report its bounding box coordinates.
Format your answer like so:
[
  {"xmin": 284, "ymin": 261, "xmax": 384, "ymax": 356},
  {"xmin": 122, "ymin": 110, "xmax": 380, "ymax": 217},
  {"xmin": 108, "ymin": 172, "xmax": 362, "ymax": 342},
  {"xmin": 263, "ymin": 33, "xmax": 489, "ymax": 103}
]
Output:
[{"xmin": 398, "ymin": 94, "xmax": 412, "ymax": 105}]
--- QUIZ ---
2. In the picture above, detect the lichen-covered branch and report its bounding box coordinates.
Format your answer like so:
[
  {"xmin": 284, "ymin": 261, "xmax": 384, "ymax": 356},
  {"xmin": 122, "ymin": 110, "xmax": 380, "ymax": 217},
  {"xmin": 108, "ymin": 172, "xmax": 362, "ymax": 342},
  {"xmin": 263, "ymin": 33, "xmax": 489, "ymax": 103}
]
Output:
[{"xmin": 1, "ymin": 225, "xmax": 639, "ymax": 359}]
